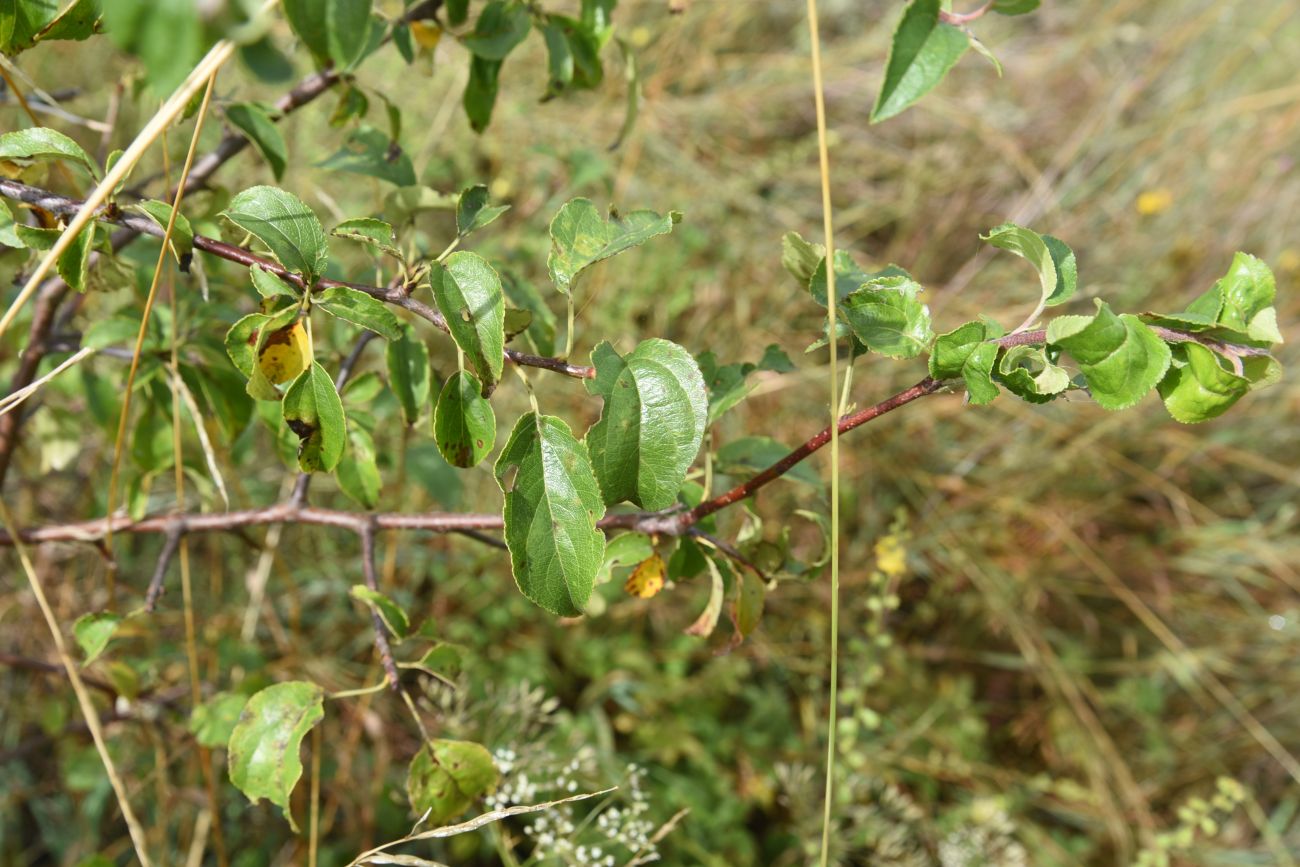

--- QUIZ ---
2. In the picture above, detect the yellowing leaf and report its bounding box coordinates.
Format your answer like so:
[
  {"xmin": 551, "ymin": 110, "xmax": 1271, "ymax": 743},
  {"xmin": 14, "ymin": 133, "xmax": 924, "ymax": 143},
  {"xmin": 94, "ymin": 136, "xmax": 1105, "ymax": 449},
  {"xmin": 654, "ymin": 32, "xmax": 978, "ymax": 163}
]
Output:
[
  {"xmin": 257, "ymin": 320, "xmax": 312, "ymax": 385},
  {"xmin": 624, "ymin": 553, "xmax": 666, "ymax": 599},
  {"xmin": 411, "ymin": 20, "xmax": 442, "ymax": 48}
]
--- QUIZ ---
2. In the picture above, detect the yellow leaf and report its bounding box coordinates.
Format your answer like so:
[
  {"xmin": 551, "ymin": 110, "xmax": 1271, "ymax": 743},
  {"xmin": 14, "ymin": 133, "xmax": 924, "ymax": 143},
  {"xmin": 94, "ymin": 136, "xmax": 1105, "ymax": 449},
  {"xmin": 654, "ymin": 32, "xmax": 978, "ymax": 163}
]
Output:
[
  {"xmin": 624, "ymin": 553, "xmax": 666, "ymax": 599},
  {"xmin": 1135, "ymin": 188, "xmax": 1173, "ymax": 216},
  {"xmin": 257, "ymin": 320, "xmax": 312, "ymax": 385},
  {"xmin": 411, "ymin": 21, "xmax": 442, "ymax": 50}
]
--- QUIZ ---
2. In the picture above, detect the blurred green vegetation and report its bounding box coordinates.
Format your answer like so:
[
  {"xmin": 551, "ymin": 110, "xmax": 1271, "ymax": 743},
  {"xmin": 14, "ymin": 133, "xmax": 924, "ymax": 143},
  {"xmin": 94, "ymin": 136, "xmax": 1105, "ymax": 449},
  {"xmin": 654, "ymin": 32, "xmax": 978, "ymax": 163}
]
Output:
[{"xmin": 2, "ymin": 1, "xmax": 1299, "ymax": 865}]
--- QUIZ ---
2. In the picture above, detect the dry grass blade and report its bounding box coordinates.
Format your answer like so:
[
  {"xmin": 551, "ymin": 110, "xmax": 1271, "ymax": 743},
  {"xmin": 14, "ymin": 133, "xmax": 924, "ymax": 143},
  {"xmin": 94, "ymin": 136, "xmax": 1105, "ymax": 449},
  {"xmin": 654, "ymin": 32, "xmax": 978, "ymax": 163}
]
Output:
[
  {"xmin": 346, "ymin": 789, "xmax": 616, "ymax": 866},
  {"xmin": 0, "ymin": 500, "xmax": 155, "ymax": 867}
]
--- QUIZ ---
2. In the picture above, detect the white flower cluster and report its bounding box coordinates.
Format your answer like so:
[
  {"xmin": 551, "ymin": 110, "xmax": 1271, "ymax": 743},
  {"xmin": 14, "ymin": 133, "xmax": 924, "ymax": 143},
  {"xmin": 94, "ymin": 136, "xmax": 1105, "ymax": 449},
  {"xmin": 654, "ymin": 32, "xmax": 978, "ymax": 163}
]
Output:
[
  {"xmin": 594, "ymin": 764, "xmax": 658, "ymax": 858},
  {"xmin": 937, "ymin": 804, "xmax": 1028, "ymax": 867}
]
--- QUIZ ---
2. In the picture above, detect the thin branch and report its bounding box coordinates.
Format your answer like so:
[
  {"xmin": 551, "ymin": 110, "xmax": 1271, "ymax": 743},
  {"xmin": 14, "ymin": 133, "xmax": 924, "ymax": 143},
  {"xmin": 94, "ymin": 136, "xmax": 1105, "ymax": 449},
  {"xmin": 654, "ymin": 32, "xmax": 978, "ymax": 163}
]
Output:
[
  {"xmin": 940, "ymin": 2, "xmax": 994, "ymax": 25},
  {"xmin": 359, "ymin": 522, "xmax": 402, "ymax": 691},
  {"xmin": 0, "ymin": 179, "xmax": 597, "ymax": 381},
  {"xmin": 143, "ymin": 523, "xmax": 185, "ymax": 612},
  {"xmin": 0, "ymin": 67, "xmax": 344, "ymax": 487},
  {"xmin": 688, "ymin": 377, "xmax": 946, "ymax": 524}
]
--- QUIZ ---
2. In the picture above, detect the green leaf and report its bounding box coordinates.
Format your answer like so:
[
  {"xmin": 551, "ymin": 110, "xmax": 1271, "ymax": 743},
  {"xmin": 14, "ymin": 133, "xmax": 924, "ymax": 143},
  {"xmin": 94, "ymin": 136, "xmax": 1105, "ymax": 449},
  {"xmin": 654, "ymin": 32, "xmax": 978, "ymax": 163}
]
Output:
[
  {"xmin": 547, "ymin": 15, "xmax": 603, "ymax": 90},
  {"xmin": 316, "ymin": 124, "xmax": 416, "ymax": 187},
  {"xmin": 992, "ymin": 0, "xmax": 1040, "ymax": 14},
  {"xmin": 928, "ymin": 320, "xmax": 1001, "ymax": 404},
  {"xmin": 0, "ymin": 199, "xmax": 22, "ymax": 247},
  {"xmin": 331, "ymin": 217, "xmax": 402, "ymax": 260},
  {"xmin": 462, "ymin": 1, "xmax": 531, "ymax": 60},
  {"xmin": 316, "ymin": 286, "xmax": 402, "ymax": 340},
  {"xmin": 541, "ymin": 19, "xmax": 574, "ymax": 97},
  {"xmin": 431, "ymin": 251, "xmax": 506, "ymax": 390},
  {"xmin": 281, "ymin": 362, "xmax": 347, "ymax": 472},
  {"xmin": 463, "ymin": 55, "xmax": 503, "ymax": 133},
  {"xmin": 189, "ymin": 692, "xmax": 248, "ymax": 749},
  {"xmin": 840, "ymin": 275, "xmax": 934, "ymax": 359},
  {"xmin": 584, "ymin": 339, "xmax": 707, "ymax": 510},
  {"xmin": 0, "ymin": 126, "xmax": 99, "ymax": 177},
  {"xmin": 350, "ymin": 585, "xmax": 410, "ymax": 640},
  {"xmin": 870, "ymin": 0, "xmax": 969, "ymax": 124},
  {"xmin": 337, "ymin": 426, "xmax": 381, "ymax": 508},
  {"xmin": 56, "ymin": 224, "xmax": 94, "ymax": 293},
  {"xmin": 83, "ymin": 315, "xmax": 145, "ymax": 351},
  {"xmin": 1214, "ymin": 252, "xmax": 1276, "ymax": 334},
  {"xmin": 239, "ymin": 36, "xmax": 296, "ymax": 84},
  {"xmin": 716, "ymin": 436, "xmax": 821, "ymax": 489},
  {"xmin": 386, "ymin": 324, "xmax": 431, "ymax": 425},
  {"xmin": 33, "ymin": 0, "xmax": 99, "ymax": 44},
  {"xmin": 326, "ymin": 0, "xmax": 373, "ymax": 70},
  {"xmin": 1157, "ymin": 343, "xmax": 1252, "ymax": 424},
  {"xmin": 547, "ymin": 198, "xmax": 681, "ymax": 296},
  {"xmin": 227, "ymin": 681, "xmax": 325, "ymax": 832},
  {"xmin": 224, "ymin": 102, "xmax": 288, "ymax": 181},
  {"xmin": 610, "ymin": 35, "xmax": 641, "ymax": 149},
  {"xmin": 101, "ymin": 0, "xmax": 203, "ymax": 94},
  {"xmin": 996, "ymin": 344, "xmax": 1070, "ymax": 403},
  {"xmin": 73, "ymin": 611, "xmax": 121, "ymax": 665},
  {"xmin": 455, "ymin": 185, "xmax": 510, "ymax": 237},
  {"xmin": 222, "ymin": 186, "xmax": 329, "ymax": 284},
  {"xmin": 133, "ymin": 200, "xmax": 194, "ymax": 262},
  {"xmin": 495, "ymin": 413, "xmax": 606, "ymax": 617},
  {"xmin": 697, "ymin": 343, "xmax": 794, "ymax": 424},
  {"xmin": 434, "ymin": 370, "xmax": 496, "ymax": 468},
  {"xmin": 581, "ymin": 0, "xmax": 616, "ymax": 48},
  {"xmin": 503, "ymin": 274, "xmax": 558, "ymax": 356},
  {"xmin": 599, "ymin": 531, "xmax": 655, "ymax": 584},
  {"xmin": 1047, "ymin": 300, "xmax": 1172, "ymax": 411},
  {"xmin": 250, "ymin": 265, "xmax": 298, "ymax": 300},
  {"xmin": 981, "ymin": 223, "xmax": 1077, "ymax": 314},
  {"xmin": 283, "ymin": 0, "xmax": 330, "ymax": 61},
  {"xmin": 782, "ymin": 231, "xmax": 823, "ymax": 289},
  {"xmin": 808, "ymin": 251, "xmax": 911, "ymax": 308},
  {"xmin": 405, "ymin": 739, "xmax": 499, "ymax": 824}
]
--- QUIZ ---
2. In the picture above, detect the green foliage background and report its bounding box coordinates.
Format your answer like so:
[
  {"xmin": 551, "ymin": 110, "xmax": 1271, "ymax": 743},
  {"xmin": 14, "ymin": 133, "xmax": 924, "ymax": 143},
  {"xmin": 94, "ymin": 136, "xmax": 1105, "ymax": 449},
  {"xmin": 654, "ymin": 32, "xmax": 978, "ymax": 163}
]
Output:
[{"xmin": 2, "ymin": 1, "xmax": 1299, "ymax": 864}]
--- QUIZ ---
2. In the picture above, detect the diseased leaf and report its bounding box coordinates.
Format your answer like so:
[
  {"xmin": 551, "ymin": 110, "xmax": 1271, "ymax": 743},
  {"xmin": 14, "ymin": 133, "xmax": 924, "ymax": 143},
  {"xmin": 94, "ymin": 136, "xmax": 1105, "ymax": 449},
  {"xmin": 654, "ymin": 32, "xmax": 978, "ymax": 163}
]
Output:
[
  {"xmin": 434, "ymin": 370, "xmax": 496, "ymax": 468},
  {"xmin": 225, "ymin": 102, "xmax": 288, "ymax": 181},
  {"xmin": 350, "ymin": 585, "xmax": 410, "ymax": 640},
  {"xmin": 227, "ymin": 681, "xmax": 325, "ymax": 832},
  {"xmin": 1047, "ymin": 300, "xmax": 1172, "ymax": 411},
  {"xmin": 495, "ymin": 413, "xmax": 606, "ymax": 617},
  {"xmin": 624, "ymin": 553, "xmax": 666, "ymax": 599},
  {"xmin": 386, "ymin": 324, "xmax": 431, "ymax": 425},
  {"xmin": 684, "ymin": 555, "xmax": 726, "ymax": 637},
  {"xmin": 584, "ymin": 339, "xmax": 707, "ymax": 509},
  {"xmin": 405, "ymin": 739, "xmax": 499, "ymax": 825},
  {"xmin": 0, "ymin": 126, "xmax": 99, "ymax": 177},
  {"xmin": 547, "ymin": 198, "xmax": 681, "ymax": 297},
  {"xmin": 316, "ymin": 286, "xmax": 403, "ymax": 340},
  {"xmin": 316, "ymin": 124, "xmax": 416, "ymax": 187},
  {"xmin": 281, "ymin": 362, "xmax": 347, "ymax": 472},
  {"xmin": 871, "ymin": 0, "xmax": 969, "ymax": 123},
  {"xmin": 73, "ymin": 611, "xmax": 121, "ymax": 665},
  {"xmin": 1158, "ymin": 343, "xmax": 1252, "ymax": 424},
  {"xmin": 222, "ymin": 186, "xmax": 329, "ymax": 284},
  {"xmin": 840, "ymin": 275, "xmax": 934, "ymax": 359},
  {"xmin": 431, "ymin": 251, "xmax": 506, "ymax": 390}
]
